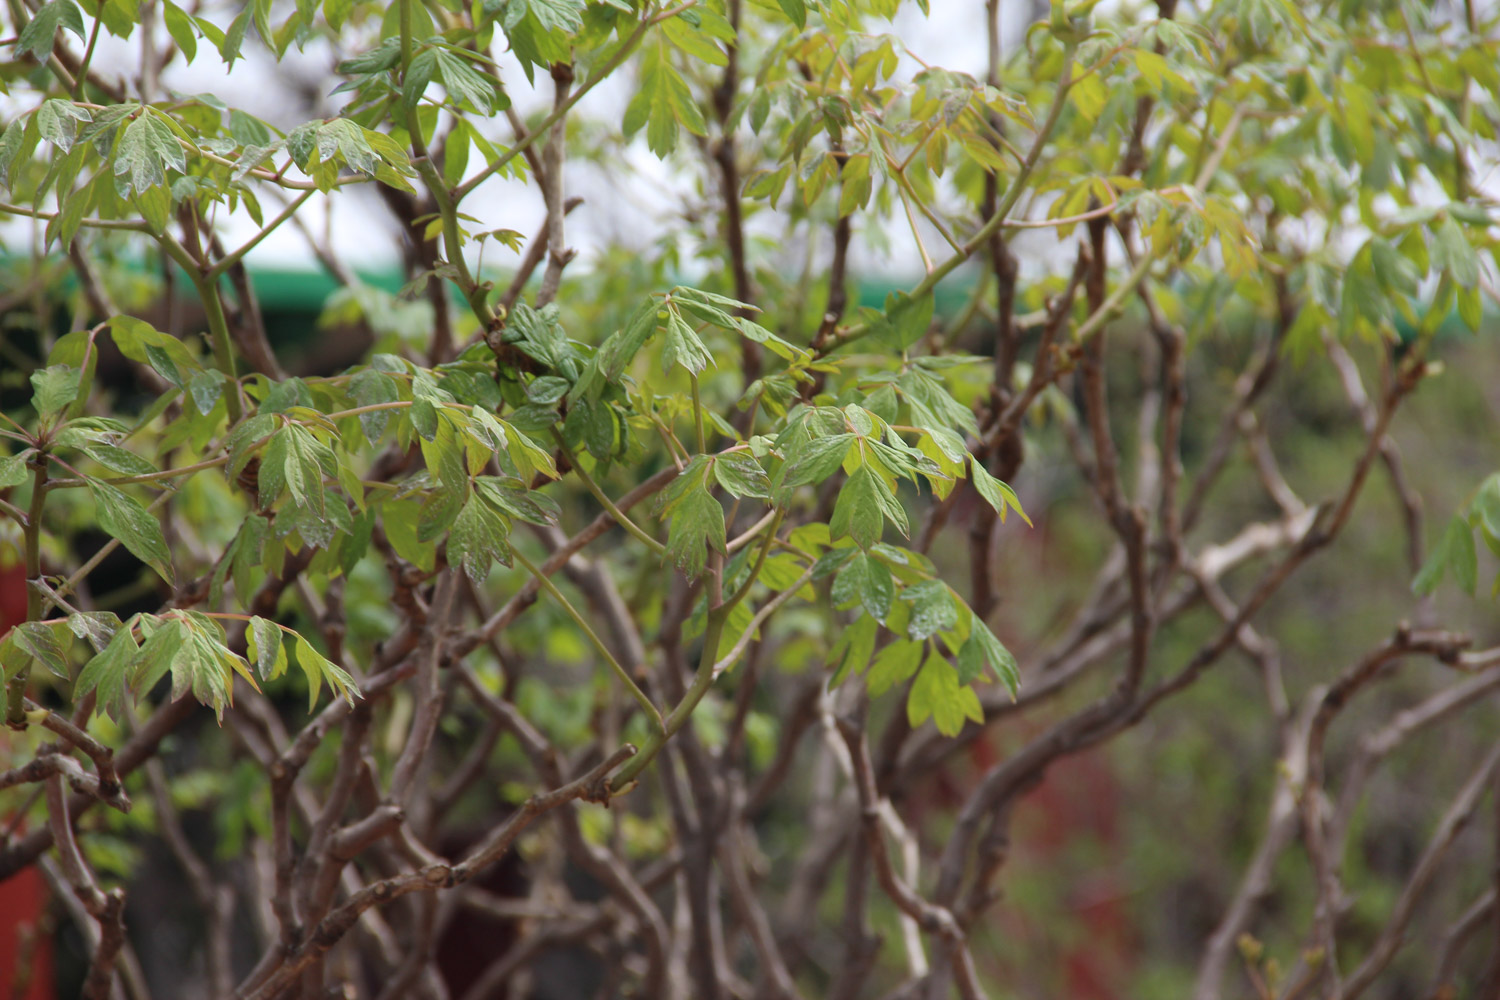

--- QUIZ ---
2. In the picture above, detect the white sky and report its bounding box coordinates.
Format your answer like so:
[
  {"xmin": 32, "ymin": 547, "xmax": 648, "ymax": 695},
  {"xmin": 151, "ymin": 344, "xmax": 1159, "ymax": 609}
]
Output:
[{"xmin": 4, "ymin": 0, "xmax": 1495, "ymax": 291}]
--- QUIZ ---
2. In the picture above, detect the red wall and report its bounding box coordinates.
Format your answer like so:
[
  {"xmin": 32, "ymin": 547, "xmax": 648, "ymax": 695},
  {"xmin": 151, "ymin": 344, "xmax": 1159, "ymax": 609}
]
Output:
[{"xmin": 1, "ymin": 556, "xmax": 55, "ymax": 1000}]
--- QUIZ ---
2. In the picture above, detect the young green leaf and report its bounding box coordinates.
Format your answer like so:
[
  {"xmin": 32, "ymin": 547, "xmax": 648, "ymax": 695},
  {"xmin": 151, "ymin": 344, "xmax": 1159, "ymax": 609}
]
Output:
[
  {"xmin": 777, "ymin": 433, "xmax": 854, "ymax": 492},
  {"xmin": 713, "ymin": 451, "xmax": 771, "ymax": 499},
  {"xmin": 36, "ymin": 99, "xmax": 91, "ymax": 154},
  {"xmin": 831, "ymin": 550, "xmax": 895, "ymax": 621},
  {"xmin": 29, "ymin": 365, "xmax": 81, "ymax": 418},
  {"xmin": 448, "ymin": 493, "xmax": 514, "ymax": 583},
  {"xmin": 830, "ymin": 462, "xmax": 887, "ymax": 550},
  {"xmin": 0, "ymin": 452, "xmax": 33, "ymax": 488},
  {"xmin": 115, "ymin": 112, "xmax": 187, "ymax": 198},
  {"xmin": 246, "ymin": 616, "xmax": 287, "ymax": 681},
  {"xmin": 828, "ymin": 612, "xmax": 878, "ymax": 687},
  {"xmin": 434, "ymin": 48, "xmax": 500, "ymax": 115},
  {"xmin": 961, "ymin": 619, "xmax": 1021, "ymax": 695},
  {"xmin": 907, "ymin": 652, "xmax": 983, "ymax": 736},
  {"xmin": 968, "ymin": 456, "xmax": 1032, "ymax": 526},
  {"xmin": 73, "ymin": 620, "xmax": 141, "ymax": 720},
  {"xmin": 623, "ymin": 60, "xmax": 709, "ymax": 158},
  {"xmin": 172, "ymin": 620, "xmax": 236, "ymax": 720},
  {"xmin": 66, "ymin": 611, "xmax": 123, "ymax": 653},
  {"xmin": 17, "ymin": 0, "xmax": 85, "ymax": 60},
  {"xmin": 349, "ymin": 368, "xmax": 400, "ymax": 443},
  {"xmin": 866, "ymin": 638, "xmax": 922, "ymax": 696},
  {"xmin": 162, "ymin": 0, "xmax": 198, "ymax": 60},
  {"xmin": 874, "ymin": 290, "xmax": 935, "ymax": 351},
  {"xmin": 1432, "ymin": 214, "xmax": 1479, "ymax": 288},
  {"xmin": 662, "ymin": 308, "xmax": 712, "ymax": 374},
  {"xmin": 1414, "ymin": 514, "xmax": 1477, "ymax": 597},
  {"xmin": 900, "ymin": 580, "xmax": 957, "ymax": 641},
  {"xmin": 87, "ymin": 480, "xmax": 174, "ymax": 583},
  {"xmin": 79, "ymin": 442, "xmax": 158, "ymax": 478},
  {"xmin": 12, "ymin": 620, "xmax": 71, "ymax": 680},
  {"xmin": 291, "ymin": 632, "xmax": 360, "ymax": 712},
  {"xmin": 774, "ymin": 0, "xmax": 805, "ymax": 30},
  {"xmin": 523, "ymin": 0, "xmax": 585, "ymax": 34},
  {"xmin": 665, "ymin": 485, "xmax": 726, "ymax": 578}
]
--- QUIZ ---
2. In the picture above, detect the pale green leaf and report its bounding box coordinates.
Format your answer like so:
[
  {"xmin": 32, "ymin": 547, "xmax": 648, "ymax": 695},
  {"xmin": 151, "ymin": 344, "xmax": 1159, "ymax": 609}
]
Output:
[
  {"xmin": 665, "ymin": 485, "xmax": 726, "ymax": 578},
  {"xmin": 30, "ymin": 365, "xmax": 81, "ymax": 417},
  {"xmin": 87, "ymin": 479, "xmax": 174, "ymax": 583}
]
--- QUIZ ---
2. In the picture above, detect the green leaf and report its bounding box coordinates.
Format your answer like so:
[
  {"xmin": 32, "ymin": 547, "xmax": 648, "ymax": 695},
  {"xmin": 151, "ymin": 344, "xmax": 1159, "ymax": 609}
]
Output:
[
  {"xmin": 290, "ymin": 632, "xmax": 360, "ymax": 712},
  {"xmin": 434, "ymin": 48, "xmax": 499, "ymax": 115},
  {"xmin": 221, "ymin": 9, "xmax": 250, "ymax": 66},
  {"xmin": 831, "ymin": 550, "xmax": 895, "ymax": 622},
  {"xmin": 260, "ymin": 425, "xmax": 330, "ymax": 513},
  {"xmin": 108, "ymin": 316, "xmax": 201, "ymax": 388},
  {"xmin": 506, "ymin": 303, "xmax": 577, "ymax": 371},
  {"xmin": 907, "ymin": 652, "xmax": 982, "ymax": 736},
  {"xmin": 0, "ymin": 452, "xmax": 31, "ymax": 488},
  {"xmin": 524, "ymin": 0, "xmax": 585, "ymax": 33},
  {"xmin": 316, "ymin": 118, "xmax": 378, "ymax": 176},
  {"xmin": 172, "ymin": 619, "xmax": 235, "ymax": 720},
  {"xmin": 733, "ymin": 317, "xmax": 808, "ymax": 362},
  {"xmin": 968, "ymin": 456, "xmax": 1031, "ymax": 526},
  {"xmin": 247, "ymin": 616, "xmax": 286, "ymax": 681},
  {"xmin": 87, "ymin": 480, "xmax": 174, "ymax": 583},
  {"xmin": 402, "ymin": 48, "xmax": 438, "ymax": 117},
  {"xmin": 410, "ymin": 396, "xmax": 439, "ymax": 441},
  {"xmin": 17, "ymin": 0, "xmax": 85, "ymax": 60},
  {"xmin": 0, "ymin": 119, "xmax": 27, "ymax": 187},
  {"xmin": 828, "ymin": 612, "xmax": 877, "ymax": 686},
  {"xmin": 665, "ymin": 485, "xmax": 726, "ymax": 578},
  {"xmin": 1414, "ymin": 514, "xmax": 1475, "ymax": 597},
  {"xmin": 623, "ymin": 60, "xmax": 708, "ymax": 158},
  {"xmin": 74, "ymin": 620, "xmax": 141, "ymax": 718},
  {"xmin": 383, "ymin": 498, "xmax": 434, "ymax": 572},
  {"xmin": 777, "ymin": 433, "xmax": 853, "ymax": 492},
  {"xmin": 662, "ymin": 15, "xmax": 727, "ymax": 66},
  {"xmin": 30, "ymin": 364, "xmax": 81, "ymax": 417},
  {"xmin": 448, "ymin": 493, "xmax": 513, "ymax": 583},
  {"xmin": 1457, "ymin": 285, "xmax": 1483, "ymax": 333},
  {"xmin": 774, "ymin": 0, "xmax": 805, "ymax": 28},
  {"xmin": 593, "ymin": 298, "xmax": 659, "ymax": 385},
  {"xmin": 713, "ymin": 451, "xmax": 771, "ymax": 499},
  {"xmin": 338, "ymin": 37, "xmax": 400, "ymax": 75},
  {"xmin": 348, "ymin": 368, "xmax": 399, "ymax": 443},
  {"xmin": 866, "ymin": 638, "xmax": 922, "ymax": 696},
  {"xmin": 503, "ymin": 422, "xmax": 558, "ymax": 480},
  {"xmin": 1433, "ymin": 214, "xmax": 1479, "ymax": 288},
  {"xmin": 830, "ymin": 462, "xmax": 889, "ymax": 550},
  {"xmin": 184, "ymin": 369, "xmax": 223, "ymax": 415},
  {"xmin": 114, "ymin": 112, "xmax": 186, "ymax": 198},
  {"xmin": 968, "ymin": 619, "xmax": 1020, "ymax": 694},
  {"xmin": 663, "ymin": 308, "xmax": 712, "ymax": 374},
  {"xmin": 526, "ymin": 376, "xmax": 570, "ymax": 405},
  {"xmin": 12, "ymin": 620, "xmax": 70, "ymax": 680},
  {"xmin": 211, "ymin": 514, "xmax": 269, "ymax": 605},
  {"xmin": 475, "ymin": 478, "xmax": 558, "ymax": 526},
  {"xmin": 228, "ymin": 109, "xmax": 273, "ymax": 147},
  {"xmin": 901, "ymin": 580, "xmax": 956, "ymax": 641},
  {"xmin": 36, "ymin": 99, "xmax": 91, "ymax": 153},
  {"xmin": 80, "ymin": 442, "xmax": 158, "ymax": 478},
  {"xmin": 0, "ymin": 634, "xmax": 25, "ymax": 683},
  {"xmin": 874, "ymin": 291, "xmax": 935, "ymax": 351},
  {"xmin": 250, "ymin": 0, "xmax": 272, "ymax": 47},
  {"xmin": 162, "ymin": 0, "xmax": 197, "ymax": 61},
  {"xmin": 902, "ymin": 367, "xmax": 979, "ymax": 437}
]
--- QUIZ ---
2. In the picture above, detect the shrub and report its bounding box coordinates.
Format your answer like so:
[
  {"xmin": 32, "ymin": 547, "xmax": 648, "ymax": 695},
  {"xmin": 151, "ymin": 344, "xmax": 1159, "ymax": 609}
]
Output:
[{"xmin": 2, "ymin": 0, "xmax": 1499, "ymax": 996}]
